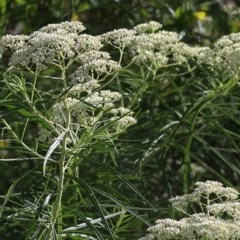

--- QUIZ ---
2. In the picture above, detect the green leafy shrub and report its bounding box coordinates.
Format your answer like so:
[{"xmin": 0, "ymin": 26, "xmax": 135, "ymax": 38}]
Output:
[{"xmin": 1, "ymin": 19, "xmax": 240, "ymax": 239}]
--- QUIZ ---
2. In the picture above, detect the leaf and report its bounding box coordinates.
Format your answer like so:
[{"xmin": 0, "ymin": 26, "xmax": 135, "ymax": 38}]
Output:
[
  {"xmin": 62, "ymin": 210, "xmax": 125, "ymax": 231},
  {"xmin": 43, "ymin": 131, "xmax": 66, "ymax": 176},
  {"xmin": 60, "ymin": 206, "xmax": 103, "ymax": 240},
  {"xmin": 66, "ymin": 174, "xmax": 115, "ymax": 240},
  {"xmin": 0, "ymin": 166, "xmax": 37, "ymax": 219},
  {"xmin": 24, "ymin": 194, "xmax": 52, "ymax": 240},
  {"xmin": 92, "ymin": 187, "xmax": 151, "ymax": 227},
  {"xmin": 80, "ymin": 155, "xmax": 155, "ymax": 209}
]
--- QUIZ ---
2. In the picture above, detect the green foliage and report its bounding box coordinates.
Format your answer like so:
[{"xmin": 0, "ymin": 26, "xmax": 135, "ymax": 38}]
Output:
[{"xmin": 1, "ymin": 1, "xmax": 240, "ymax": 239}]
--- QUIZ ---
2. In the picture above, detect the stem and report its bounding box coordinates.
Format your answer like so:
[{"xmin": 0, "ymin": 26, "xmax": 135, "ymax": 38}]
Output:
[
  {"xmin": 45, "ymin": 140, "xmax": 66, "ymax": 240},
  {"xmin": 45, "ymin": 67, "xmax": 70, "ymax": 239},
  {"xmin": 2, "ymin": 119, "xmax": 44, "ymax": 160},
  {"xmin": 183, "ymin": 111, "xmax": 199, "ymax": 194},
  {"xmin": 30, "ymin": 69, "xmax": 39, "ymax": 103}
]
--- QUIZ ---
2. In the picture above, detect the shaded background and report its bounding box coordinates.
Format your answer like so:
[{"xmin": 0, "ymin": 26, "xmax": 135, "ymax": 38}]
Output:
[{"xmin": 1, "ymin": 0, "xmax": 240, "ymax": 39}]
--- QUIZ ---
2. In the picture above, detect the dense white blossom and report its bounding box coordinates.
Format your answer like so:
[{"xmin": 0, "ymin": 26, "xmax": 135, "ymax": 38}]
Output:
[
  {"xmin": 0, "ymin": 34, "xmax": 29, "ymax": 54},
  {"xmin": 109, "ymin": 106, "xmax": 137, "ymax": 132},
  {"xmin": 84, "ymin": 90, "xmax": 122, "ymax": 109},
  {"xmin": 170, "ymin": 180, "xmax": 239, "ymax": 212},
  {"xmin": 0, "ymin": 22, "xmax": 103, "ymax": 71},
  {"xmin": 82, "ymin": 59, "xmax": 120, "ymax": 75},
  {"xmin": 38, "ymin": 89, "xmax": 136, "ymax": 142},
  {"xmin": 133, "ymin": 21, "xmax": 162, "ymax": 34},
  {"xmin": 38, "ymin": 21, "xmax": 86, "ymax": 34},
  {"xmin": 69, "ymin": 80, "xmax": 100, "ymax": 94},
  {"xmin": 9, "ymin": 31, "xmax": 78, "ymax": 69},
  {"xmin": 101, "ymin": 28, "xmax": 136, "ymax": 48},
  {"xmin": 172, "ymin": 43, "xmax": 213, "ymax": 64},
  {"xmin": 194, "ymin": 180, "xmax": 239, "ymax": 200},
  {"xmin": 169, "ymin": 193, "xmax": 198, "ymax": 212},
  {"xmin": 129, "ymin": 31, "xmax": 179, "ymax": 66},
  {"xmin": 70, "ymin": 49, "xmax": 120, "ymax": 86},
  {"xmin": 77, "ymin": 50, "xmax": 111, "ymax": 63},
  {"xmin": 75, "ymin": 34, "xmax": 103, "ymax": 51},
  {"xmin": 208, "ymin": 202, "xmax": 240, "ymax": 221},
  {"xmin": 214, "ymin": 32, "xmax": 240, "ymax": 73},
  {"xmin": 140, "ymin": 181, "xmax": 240, "ymax": 240}
]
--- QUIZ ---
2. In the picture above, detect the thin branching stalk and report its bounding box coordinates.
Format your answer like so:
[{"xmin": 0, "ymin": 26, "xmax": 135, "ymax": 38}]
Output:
[{"xmin": 45, "ymin": 67, "xmax": 71, "ymax": 239}]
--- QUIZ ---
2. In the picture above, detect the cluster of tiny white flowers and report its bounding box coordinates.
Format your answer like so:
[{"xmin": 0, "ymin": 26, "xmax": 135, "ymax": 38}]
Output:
[
  {"xmin": 38, "ymin": 21, "xmax": 86, "ymax": 34},
  {"xmin": 170, "ymin": 180, "xmax": 239, "ymax": 213},
  {"xmin": 184, "ymin": 213, "xmax": 240, "ymax": 239},
  {"xmin": 76, "ymin": 59, "xmax": 120, "ymax": 77},
  {"xmin": 84, "ymin": 90, "xmax": 122, "ymax": 109},
  {"xmin": 77, "ymin": 50, "xmax": 111, "ymax": 63},
  {"xmin": 70, "ymin": 50, "xmax": 120, "ymax": 85},
  {"xmin": 103, "ymin": 21, "xmax": 212, "ymax": 71},
  {"xmin": 75, "ymin": 34, "xmax": 103, "ymax": 51},
  {"xmin": 9, "ymin": 31, "xmax": 78, "ymax": 69},
  {"xmin": 207, "ymin": 202, "xmax": 240, "ymax": 221},
  {"xmin": 0, "ymin": 21, "xmax": 105, "ymax": 71},
  {"xmin": 140, "ymin": 181, "xmax": 240, "ymax": 240},
  {"xmin": 133, "ymin": 21, "xmax": 162, "ymax": 34},
  {"xmin": 172, "ymin": 43, "xmax": 213, "ymax": 65},
  {"xmin": 139, "ymin": 218, "xmax": 184, "ymax": 240},
  {"xmin": 194, "ymin": 180, "xmax": 239, "ymax": 200},
  {"xmin": 140, "ymin": 213, "xmax": 240, "ymax": 240},
  {"xmin": 109, "ymin": 106, "xmax": 137, "ymax": 132},
  {"xmin": 169, "ymin": 193, "xmax": 198, "ymax": 213},
  {"xmin": 70, "ymin": 90, "xmax": 136, "ymax": 132},
  {"xmin": 128, "ymin": 31, "xmax": 179, "ymax": 67},
  {"xmin": 69, "ymin": 80, "xmax": 100, "ymax": 95},
  {"xmin": 0, "ymin": 34, "xmax": 29, "ymax": 56},
  {"xmin": 101, "ymin": 28, "xmax": 136, "ymax": 48},
  {"xmin": 214, "ymin": 32, "xmax": 240, "ymax": 73},
  {"xmin": 39, "ymin": 90, "xmax": 136, "ymax": 140}
]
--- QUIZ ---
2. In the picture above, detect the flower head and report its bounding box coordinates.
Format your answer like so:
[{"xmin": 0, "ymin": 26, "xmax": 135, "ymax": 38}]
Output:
[
  {"xmin": 214, "ymin": 32, "xmax": 240, "ymax": 73},
  {"xmin": 38, "ymin": 21, "xmax": 86, "ymax": 34},
  {"xmin": 133, "ymin": 21, "xmax": 162, "ymax": 34},
  {"xmin": 140, "ymin": 181, "xmax": 240, "ymax": 240},
  {"xmin": 101, "ymin": 28, "xmax": 136, "ymax": 48}
]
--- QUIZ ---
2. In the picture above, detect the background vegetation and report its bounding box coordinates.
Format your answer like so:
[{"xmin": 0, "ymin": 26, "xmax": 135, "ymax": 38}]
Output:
[{"xmin": 1, "ymin": 0, "xmax": 240, "ymax": 239}]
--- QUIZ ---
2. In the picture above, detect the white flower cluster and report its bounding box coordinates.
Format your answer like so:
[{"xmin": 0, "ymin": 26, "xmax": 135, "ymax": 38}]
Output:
[
  {"xmin": 101, "ymin": 28, "xmax": 136, "ymax": 49},
  {"xmin": 207, "ymin": 202, "xmax": 240, "ymax": 221},
  {"xmin": 140, "ymin": 181, "xmax": 240, "ymax": 240},
  {"xmin": 133, "ymin": 21, "xmax": 162, "ymax": 34},
  {"xmin": 128, "ymin": 31, "xmax": 179, "ymax": 67},
  {"xmin": 169, "ymin": 180, "xmax": 239, "ymax": 213},
  {"xmin": 70, "ymin": 90, "xmax": 136, "ymax": 133},
  {"xmin": 172, "ymin": 43, "xmax": 213, "ymax": 65},
  {"xmin": 0, "ymin": 34, "xmax": 28, "ymax": 54},
  {"xmin": 70, "ymin": 50, "xmax": 121, "ymax": 86},
  {"xmin": 38, "ymin": 90, "xmax": 136, "ymax": 142},
  {"xmin": 0, "ymin": 21, "xmax": 111, "ymax": 72},
  {"xmin": 140, "ymin": 213, "xmax": 240, "ymax": 240},
  {"xmin": 100, "ymin": 20, "xmax": 212, "ymax": 71},
  {"xmin": 214, "ymin": 32, "xmax": 240, "ymax": 73},
  {"xmin": 3, "ymin": 21, "xmax": 136, "ymax": 143},
  {"xmin": 194, "ymin": 181, "xmax": 239, "ymax": 200},
  {"xmin": 101, "ymin": 21, "xmax": 213, "ymax": 70},
  {"xmin": 38, "ymin": 21, "xmax": 86, "ymax": 34},
  {"xmin": 69, "ymin": 80, "xmax": 100, "ymax": 95},
  {"xmin": 13, "ymin": 32, "xmax": 78, "ymax": 69}
]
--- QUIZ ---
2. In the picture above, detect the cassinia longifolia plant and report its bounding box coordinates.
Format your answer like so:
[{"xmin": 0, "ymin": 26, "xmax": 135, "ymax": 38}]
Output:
[
  {"xmin": 1, "ymin": 20, "xmax": 240, "ymax": 239},
  {"xmin": 139, "ymin": 181, "xmax": 240, "ymax": 240}
]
